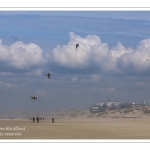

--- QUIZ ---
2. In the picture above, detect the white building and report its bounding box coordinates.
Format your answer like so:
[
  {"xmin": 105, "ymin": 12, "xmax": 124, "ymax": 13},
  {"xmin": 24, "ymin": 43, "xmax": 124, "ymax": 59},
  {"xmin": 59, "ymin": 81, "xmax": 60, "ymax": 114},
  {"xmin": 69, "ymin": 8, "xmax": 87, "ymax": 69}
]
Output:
[{"xmin": 90, "ymin": 100, "xmax": 120, "ymax": 113}]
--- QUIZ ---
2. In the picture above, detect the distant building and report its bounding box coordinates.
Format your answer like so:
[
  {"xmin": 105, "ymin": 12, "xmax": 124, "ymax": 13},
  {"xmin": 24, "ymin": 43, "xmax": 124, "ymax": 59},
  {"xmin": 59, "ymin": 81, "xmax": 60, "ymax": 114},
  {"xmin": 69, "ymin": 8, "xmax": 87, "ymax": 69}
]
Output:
[
  {"xmin": 90, "ymin": 100, "xmax": 148, "ymax": 113},
  {"xmin": 90, "ymin": 100, "xmax": 120, "ymax": 113},
  {"xmin": 120, "ymin": 102, "xmax": 136, "ymax": 108},
  {"xmin": 90, "ymin": 103, "xmax": 101, "ymax": 113}
]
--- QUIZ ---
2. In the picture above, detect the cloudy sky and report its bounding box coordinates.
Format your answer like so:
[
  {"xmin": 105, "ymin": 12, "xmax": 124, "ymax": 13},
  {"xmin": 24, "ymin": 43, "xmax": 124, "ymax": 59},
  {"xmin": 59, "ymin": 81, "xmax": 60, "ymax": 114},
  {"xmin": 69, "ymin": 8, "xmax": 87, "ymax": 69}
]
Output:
[{"xmin": 1, "ymin": 11, "xmax": 150, "ymax": 112}]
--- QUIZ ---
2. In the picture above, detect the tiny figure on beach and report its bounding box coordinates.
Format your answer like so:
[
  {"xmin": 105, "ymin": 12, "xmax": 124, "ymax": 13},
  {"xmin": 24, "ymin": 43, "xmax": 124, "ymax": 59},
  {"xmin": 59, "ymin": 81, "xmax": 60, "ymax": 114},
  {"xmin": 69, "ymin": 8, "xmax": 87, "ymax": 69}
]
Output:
[
  {"xmin": 37, "ymin": 117, "xmax": 39, "ymax": 123},
  {"xmin": 33, "ymin": 117, "xmax": 35, "ymax": 123},
  {"xmin": 52, "ymin": 117, "xmax": 54, "ymax": 123}
]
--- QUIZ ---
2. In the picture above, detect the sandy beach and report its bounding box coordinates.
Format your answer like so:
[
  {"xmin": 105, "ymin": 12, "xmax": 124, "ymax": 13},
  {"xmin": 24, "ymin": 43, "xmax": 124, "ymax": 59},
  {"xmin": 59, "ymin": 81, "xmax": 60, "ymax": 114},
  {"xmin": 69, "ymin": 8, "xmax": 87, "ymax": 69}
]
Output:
[{"xmin": 0, "ymin": 116, "xmax": 150, "ymax": 139}]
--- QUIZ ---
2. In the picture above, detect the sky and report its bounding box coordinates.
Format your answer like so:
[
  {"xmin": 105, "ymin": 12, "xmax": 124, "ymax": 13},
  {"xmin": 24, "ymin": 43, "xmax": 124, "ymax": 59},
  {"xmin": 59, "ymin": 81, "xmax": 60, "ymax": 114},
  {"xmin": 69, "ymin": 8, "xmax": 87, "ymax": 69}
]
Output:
[{"xmin": 1, "ymin": 11, "xmax": 150, "ymax": 112}]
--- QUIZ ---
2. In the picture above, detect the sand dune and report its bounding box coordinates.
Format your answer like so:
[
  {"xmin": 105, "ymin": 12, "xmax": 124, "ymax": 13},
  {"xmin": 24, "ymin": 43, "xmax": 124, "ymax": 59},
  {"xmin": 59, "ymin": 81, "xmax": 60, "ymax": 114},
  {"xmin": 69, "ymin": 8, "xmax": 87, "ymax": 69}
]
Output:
[{"xmin": 0, "ymin": 106, "xmax": 150, "ymax": 139}]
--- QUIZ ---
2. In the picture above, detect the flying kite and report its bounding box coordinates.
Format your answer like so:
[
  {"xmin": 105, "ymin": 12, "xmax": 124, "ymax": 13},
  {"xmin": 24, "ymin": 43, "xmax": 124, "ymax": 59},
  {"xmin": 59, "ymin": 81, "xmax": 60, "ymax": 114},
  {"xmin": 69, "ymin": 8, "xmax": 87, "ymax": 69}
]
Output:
[
  {"xmin": 46, "ymin": 72, "xmax": 51, "ymax": 79},
  {"xmin": 30, "ymin": 96, "xmax": 37, "ymax": 100},
  {"xmin": 75, "ymin": 44, "xmax": 79, "ymax": 49}
]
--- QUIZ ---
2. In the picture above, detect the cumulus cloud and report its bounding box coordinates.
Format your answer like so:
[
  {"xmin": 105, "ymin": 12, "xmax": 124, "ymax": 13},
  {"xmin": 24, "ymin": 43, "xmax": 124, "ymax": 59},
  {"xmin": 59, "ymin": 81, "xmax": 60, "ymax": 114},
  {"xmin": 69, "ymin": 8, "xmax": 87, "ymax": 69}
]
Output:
[
  {"xmin": 110, "ymin": 42, "xmax": 133, "ymax": 62},
  {"xmin": 53, "ymin": 32, "xmax": 112, "ymax": 70},
  {"xmin": 3, "ymin": 32, "xmax": 149, "ymax": 76},
  {"xmin": 116, "ymin": 38, "xmax": 150, "ymax": 74},
  {"xmin": 52, "ymin": 32, "xmax": 120, "ymax": 74},
  {"xmin": 0, "ymin": 40, "xmax": 46, "ymax": 70},
  {"xmin": 52, "ymin": 32, "xmax": 150, "ymax": 75}
]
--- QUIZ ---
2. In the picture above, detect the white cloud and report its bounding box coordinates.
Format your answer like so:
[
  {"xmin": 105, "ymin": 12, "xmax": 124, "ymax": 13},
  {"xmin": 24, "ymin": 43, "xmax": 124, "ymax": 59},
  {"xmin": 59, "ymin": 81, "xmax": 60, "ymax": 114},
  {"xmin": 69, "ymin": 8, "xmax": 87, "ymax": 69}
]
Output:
[
  {"xmin": 110, "ymin": 42, "xmax": 134, "ymax": 62},
  {"xmin": 52, "ymin": 32, "xmax": 150, "ymax": 75},
  {"xmin": 53, "ymin": 32, "xmax": 111, "ymax": 69},
  {"xmin": 52, "ymin": 32, "xmax": 121, "ymax": 73},
  {"xmin": 116, "ymin": 38, "xmax": 150, "ymax": 73},
  {"xmin": 0, "ymin": 40, "xmax": 47, "ymax": 70}
]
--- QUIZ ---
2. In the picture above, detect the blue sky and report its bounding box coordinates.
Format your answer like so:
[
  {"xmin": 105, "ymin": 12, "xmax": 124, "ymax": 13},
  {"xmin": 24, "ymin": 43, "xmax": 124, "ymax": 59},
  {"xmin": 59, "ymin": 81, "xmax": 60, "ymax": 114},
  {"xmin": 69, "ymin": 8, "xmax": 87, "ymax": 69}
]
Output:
[
  {"xmin": 1, "ymin": 11, "xmax": 150, "ymax": 112},
  {"xmin": 1, "ymin": 11, "xmax": 150, "ymax": 20}
]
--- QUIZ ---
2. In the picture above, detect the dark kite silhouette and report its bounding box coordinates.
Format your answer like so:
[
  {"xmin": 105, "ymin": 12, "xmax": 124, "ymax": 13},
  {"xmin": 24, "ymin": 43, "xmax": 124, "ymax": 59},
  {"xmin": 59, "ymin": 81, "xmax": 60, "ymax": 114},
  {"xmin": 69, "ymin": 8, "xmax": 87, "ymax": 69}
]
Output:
[
  {"xmin": 30, "ymin": 96, "xmax": 37, "ymax": 100},
  {"xmin": 46, "ymin": 72, "xmax": 51, "ymax": 79},
  {"xmin": 75, "ymin": 44, "xmax": 79, "ymax": 49}
]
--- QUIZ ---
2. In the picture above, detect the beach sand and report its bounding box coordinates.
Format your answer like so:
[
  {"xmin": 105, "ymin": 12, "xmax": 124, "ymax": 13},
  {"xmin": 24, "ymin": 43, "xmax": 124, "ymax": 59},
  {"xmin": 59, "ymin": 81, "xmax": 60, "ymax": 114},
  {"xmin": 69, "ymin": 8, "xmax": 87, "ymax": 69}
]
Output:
[{"xmin": 0, "ymin": 117, "xmax": 150, "ymax": 139}]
